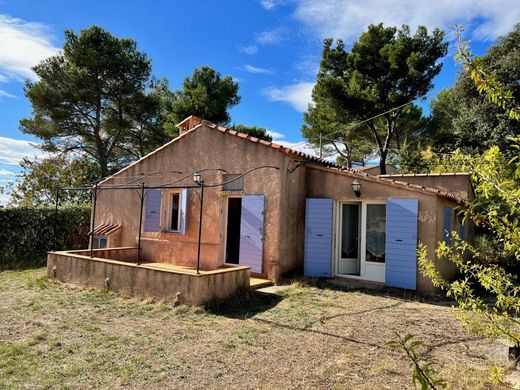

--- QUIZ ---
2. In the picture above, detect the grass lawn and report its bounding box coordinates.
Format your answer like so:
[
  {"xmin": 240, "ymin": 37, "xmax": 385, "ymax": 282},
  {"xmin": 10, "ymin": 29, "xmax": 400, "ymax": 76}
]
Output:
[{"xmin": 0, "ymin": 268, "xmax": 512, "ymax": 389}]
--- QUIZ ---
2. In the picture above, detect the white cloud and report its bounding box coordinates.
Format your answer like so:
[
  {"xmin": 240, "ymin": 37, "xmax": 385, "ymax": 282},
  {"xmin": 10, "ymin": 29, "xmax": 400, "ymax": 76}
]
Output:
[
  {"xmin": 292, "ymin": 0, "xmax": 520, "ymax": 42},
  {"xmin": 278, "ymin": 139, "xmax": 320, "ymax": 155},
  {"xmin": 239, "ymin": 45, "xmax": 258, "ymax": 55},
  {"xmin": 243, "ymin": 64, "xmax": 273, "ymax": 74},
  {"xmin": 262, "ymin": 81, "xmax": 315, "ymax": 112},
  {"xmin": 256, "ymin": 29, "xmax": 283, "ymax": 45},
  {"xmin": 0, "ymin": 89, "xmax": 14, "ymax": 98},
  {"xmin": 258, "ymin": 0, "xmax": 288, "ymax": 10},
  {"xmin": 266, "ymin": 130, "xmax": 285, "ymax": 140},
  {"xmin": 0, "ymin": 14, "xmax": 59, "ymax": 86},
  {"xmin": 0, "ymin": 167, "xmax": 16, "ymax": 177},
  {"xmin": 0, "ymin": 136, "xmax": 45, "ymax": 165},
  {"xmin": 0, "ymin": 192, "xmax": 9, "ymax": 206}
]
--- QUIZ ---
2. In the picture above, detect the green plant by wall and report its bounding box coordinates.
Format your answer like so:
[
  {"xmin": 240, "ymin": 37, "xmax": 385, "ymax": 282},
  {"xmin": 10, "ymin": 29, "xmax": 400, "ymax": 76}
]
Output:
[{"xmin": 0, "ymin": 206, "xmax": 91, "ymax": 269}]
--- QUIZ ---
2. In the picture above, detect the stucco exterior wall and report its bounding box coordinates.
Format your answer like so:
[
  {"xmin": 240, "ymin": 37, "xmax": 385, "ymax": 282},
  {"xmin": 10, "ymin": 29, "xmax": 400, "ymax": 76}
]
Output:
[
  {"xmin": 277, "ymin": 159, "xmax": 307, "ymax": 278},
  {"xmin": 88, "ymin": 121, "xmax": 468, "ymax": 293},
  {"xmin": 95, "ymin": 124, "xmax": 286, "ymax": 279},
  {"xmin": 305, "ymin": 166, "xmax": 461, "ymax": 293},
  {"xmin": 47, "ymin": 251, "xmax": 250, "ymax": 306}
]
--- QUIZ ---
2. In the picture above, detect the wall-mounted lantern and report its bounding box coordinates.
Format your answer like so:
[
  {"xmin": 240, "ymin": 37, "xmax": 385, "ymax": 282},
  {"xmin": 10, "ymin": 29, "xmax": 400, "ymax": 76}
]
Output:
[
  {"xmin": 192, "ymin": 172, "xmax": 202, "ymax": 184},
  {"xmin": 352, "ymin": 179, "xmax": 361, "ymax": 198}
]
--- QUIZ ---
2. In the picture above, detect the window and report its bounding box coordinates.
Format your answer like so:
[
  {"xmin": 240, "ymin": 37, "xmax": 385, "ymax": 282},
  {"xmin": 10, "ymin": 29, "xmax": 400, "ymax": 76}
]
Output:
[
  {"xmin": 341, "ymin": 203, "xmax": 360, "ymax": 259},
  {"xmin": 169, "ymin": 193, "xmax": 181, "ymax": 231},
  {"xmin": 223, "ymin": 174, "xmax": 243, "ymax": 191},
  {"xmin": 93, "ymin": 235, "xmax": 107, "ymax": 249},
  {"xmin": 160, "ymin": 189, "xmax": 187, "ymax": 234},
  {"xmin": 365, "ymin": 204, "xmax": 386, "ymax": 263}
]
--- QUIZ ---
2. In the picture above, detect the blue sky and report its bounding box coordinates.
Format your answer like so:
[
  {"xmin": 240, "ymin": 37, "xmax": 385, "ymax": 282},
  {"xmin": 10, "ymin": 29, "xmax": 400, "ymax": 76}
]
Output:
[{"xmin": 0, "ymin": 0, "xmax": 518, "ymax": 203}]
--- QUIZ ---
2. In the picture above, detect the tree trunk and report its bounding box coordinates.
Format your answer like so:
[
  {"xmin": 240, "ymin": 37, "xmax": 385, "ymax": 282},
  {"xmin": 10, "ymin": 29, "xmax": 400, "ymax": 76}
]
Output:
[{"xmin": 379, "ymin": 150, "xmax": 387, "ymax": 175}]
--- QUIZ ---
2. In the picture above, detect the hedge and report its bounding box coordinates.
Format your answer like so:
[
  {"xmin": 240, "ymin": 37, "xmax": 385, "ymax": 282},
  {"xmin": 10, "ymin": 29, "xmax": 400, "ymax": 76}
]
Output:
[{"xmin": 0, "ymin": 206, "xmax": 91, "ymax": 269}]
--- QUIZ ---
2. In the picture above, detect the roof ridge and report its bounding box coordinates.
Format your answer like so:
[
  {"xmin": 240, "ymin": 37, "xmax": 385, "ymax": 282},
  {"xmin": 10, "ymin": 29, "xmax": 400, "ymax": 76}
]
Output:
[{"xmin": 203, "ymin": 120, "xmax": 342, "ymax": 168}]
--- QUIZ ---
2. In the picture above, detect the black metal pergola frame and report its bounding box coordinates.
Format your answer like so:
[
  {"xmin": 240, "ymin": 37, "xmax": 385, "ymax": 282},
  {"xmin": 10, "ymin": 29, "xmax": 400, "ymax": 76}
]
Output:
[{"xmin": 53, "ymin": 166, "xmax": 280, "ymax": 274}]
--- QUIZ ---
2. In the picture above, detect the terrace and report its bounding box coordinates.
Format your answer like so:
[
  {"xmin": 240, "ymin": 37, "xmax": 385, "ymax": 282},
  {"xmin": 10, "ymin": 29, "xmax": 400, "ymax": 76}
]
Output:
[{"xmin": 48, "ymin": 247, "xmax": 252, "ymax": 306}]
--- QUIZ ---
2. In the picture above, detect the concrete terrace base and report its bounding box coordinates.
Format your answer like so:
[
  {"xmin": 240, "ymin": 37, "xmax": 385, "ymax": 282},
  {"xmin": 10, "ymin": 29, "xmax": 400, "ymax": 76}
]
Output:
[{"xmin": 47, "ymin": 248, "xmax": 250, "ymax": 306}]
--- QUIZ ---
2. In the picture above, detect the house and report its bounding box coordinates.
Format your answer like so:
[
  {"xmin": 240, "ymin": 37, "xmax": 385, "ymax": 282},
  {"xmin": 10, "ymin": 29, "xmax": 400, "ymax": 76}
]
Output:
[{"xmin": 48, "ymin": 116, "xmax": 473, "ymax": 303}]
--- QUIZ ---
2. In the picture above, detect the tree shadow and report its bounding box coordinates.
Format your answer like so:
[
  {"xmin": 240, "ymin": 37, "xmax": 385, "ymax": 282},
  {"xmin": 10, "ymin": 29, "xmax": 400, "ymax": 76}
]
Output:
[
  {"xmin": 204, "ymin": 287, "xmax": 283, "ymax": 319},
  {"xmin": 278, "ymin": 275, "xmax": 457, "ymax": 309}
]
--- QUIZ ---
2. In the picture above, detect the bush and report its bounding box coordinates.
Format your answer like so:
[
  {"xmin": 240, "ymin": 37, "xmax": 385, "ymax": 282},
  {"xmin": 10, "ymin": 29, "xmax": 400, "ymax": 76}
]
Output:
[{"xmin": 0, "ymin": 206, "xmax": 91, "ymax": 269}]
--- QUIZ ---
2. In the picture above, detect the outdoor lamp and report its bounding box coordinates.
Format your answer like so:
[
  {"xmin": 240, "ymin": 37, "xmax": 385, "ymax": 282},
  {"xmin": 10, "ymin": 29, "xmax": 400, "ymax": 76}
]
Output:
[
  {"xmin": 192, "ymin": 172, "xmax": 201, "ymax": 184},
  {"xmin": 352, "ymin": 179, "xmax": 361, "ymax": 198}
]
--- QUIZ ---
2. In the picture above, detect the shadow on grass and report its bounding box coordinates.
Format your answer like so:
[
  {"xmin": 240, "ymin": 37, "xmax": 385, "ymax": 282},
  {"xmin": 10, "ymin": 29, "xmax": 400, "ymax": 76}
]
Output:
[
  {"xmin": 204, "ymin": 287, "xmax": 283, "ymax": 319},
  {"xmin": 278, "ymin": 275, "xmax": 456, "ymax": 308}
]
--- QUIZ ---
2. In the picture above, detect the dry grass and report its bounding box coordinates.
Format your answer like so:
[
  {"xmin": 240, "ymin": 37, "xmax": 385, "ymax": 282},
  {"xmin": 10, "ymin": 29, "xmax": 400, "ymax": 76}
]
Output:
[{"xmin": 0, "ymin": 269, "xmax": 513, "ymax": 389}]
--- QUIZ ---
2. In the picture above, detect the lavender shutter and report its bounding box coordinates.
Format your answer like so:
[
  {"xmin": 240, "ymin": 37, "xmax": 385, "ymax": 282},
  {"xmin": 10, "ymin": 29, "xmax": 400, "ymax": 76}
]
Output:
[
  {"xmin": 239, "ymin": 195, "xmax": 265, "ymax": 273},
  {"xmin": 179, "ymin": 188, "xmax": 188, "ymax": 235},
  {"xmin": 304, "ymin": 198, "xmax": 333, "ymax": 278},
  {"xmin": 385, "ymin": 198, "xmax": 418, "ymax": 290},
  {"xmin": 144, "ymin": 189, "xmax": 161, "ymax": 232}
]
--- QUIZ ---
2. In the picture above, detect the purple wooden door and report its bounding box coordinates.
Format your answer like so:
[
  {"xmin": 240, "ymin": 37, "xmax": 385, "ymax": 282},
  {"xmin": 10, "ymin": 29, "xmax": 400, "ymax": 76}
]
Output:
[{"xmin": 239, "ymin": 195, "xmax": 265, "ymax": 273}]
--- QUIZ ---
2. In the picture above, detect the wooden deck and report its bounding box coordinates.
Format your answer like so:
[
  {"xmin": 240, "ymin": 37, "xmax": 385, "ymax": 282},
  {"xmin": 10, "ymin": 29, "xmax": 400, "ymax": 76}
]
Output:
[
  {"xmin": 141, "ymin": 262, "xmax": 272, "ymax": 288},
  {"xmin": 250, "ymin": 277, "xmax": 273, "ymax": 289},
  {"xmin": 140, "ymin": 262, "xmax": 245, "ymax": 275}
]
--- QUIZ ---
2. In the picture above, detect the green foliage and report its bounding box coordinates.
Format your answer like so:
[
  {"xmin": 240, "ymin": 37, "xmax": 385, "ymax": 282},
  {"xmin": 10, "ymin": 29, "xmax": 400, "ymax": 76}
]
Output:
[
  {"xmin": 418, "ymin": 142, "xmax": 520, "ymax": 346},
  {"xmin": 20, "ymin": 25, "xmax": 161, "ymax": 176},
  {"xmin": 302, "ymin": 95, "xmax": 374, "ymax": 167},
  {"xmin": 0, "ymin": 206, "xmax": 90, "ymax": 269},
  {"xmin": 230, "ymin": 124, "xmax": 273, "ymax": 142},
  {"xmin": 168, "ymin": 66, "xmax": 240, "ymax": 126},
  {"xmin": 429, "ymin": 24, "xmax": 520, "ymax": 154},
  {"xmin": 398, "ymin": 141, "xmax": 430, "ymax": 173},
  {"xmin": 122, "ymin": 77, "xmax": 177, "ymax": 159},
  {"xmin": 8, "ymin": 156, "xmax": 98, "ymax": 206},
  {"xmin": 388, "ymin": 333, "xmax": 447, "ymax": 389},
  {"xmin": 455, "ymin": 27, "xmax": 520, "ymax": 121},
  {"xmin": 305, "ymin": 24, "xmax": 447, "ymax": 173}
]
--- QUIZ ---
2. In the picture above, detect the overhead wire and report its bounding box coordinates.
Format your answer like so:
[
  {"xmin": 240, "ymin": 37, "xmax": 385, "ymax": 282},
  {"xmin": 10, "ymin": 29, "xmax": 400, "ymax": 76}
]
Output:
[{"xmin": 287, "ymin": 84, "xmax": 453, "ymax": 152}]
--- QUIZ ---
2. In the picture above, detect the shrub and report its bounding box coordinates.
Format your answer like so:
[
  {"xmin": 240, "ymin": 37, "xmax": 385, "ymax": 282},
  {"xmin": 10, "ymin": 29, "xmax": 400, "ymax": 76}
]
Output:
[{"xmin": 0, "ymin": 206, "xmax": 91, "ymax": 269}]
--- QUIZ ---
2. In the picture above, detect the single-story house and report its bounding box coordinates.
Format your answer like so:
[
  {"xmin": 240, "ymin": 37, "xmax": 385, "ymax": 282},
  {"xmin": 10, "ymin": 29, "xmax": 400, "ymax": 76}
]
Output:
[
  {"xmin": 94, "ymin": 115, "xmax": 473, "ymax": 290},
  {"xmin": 48, "ymin": 116, "xmax": 473, "ymax": 301}
]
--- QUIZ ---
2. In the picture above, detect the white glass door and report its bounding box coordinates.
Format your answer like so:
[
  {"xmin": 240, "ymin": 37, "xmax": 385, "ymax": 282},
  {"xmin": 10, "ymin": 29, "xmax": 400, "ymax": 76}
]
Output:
[
  {"xmin": 338, "ymin": 203, "xmax": 361, "ymax": 275},
  {"xmin": 363, "ymin": 203, "xmax": 386, "ymax": 282}
]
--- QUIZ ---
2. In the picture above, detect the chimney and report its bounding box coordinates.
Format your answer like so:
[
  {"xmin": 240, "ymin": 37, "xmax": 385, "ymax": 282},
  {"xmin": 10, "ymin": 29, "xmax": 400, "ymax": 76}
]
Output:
[{"xmin": 176, "ymin": 115, "xmax": 203, "ymax": 136}]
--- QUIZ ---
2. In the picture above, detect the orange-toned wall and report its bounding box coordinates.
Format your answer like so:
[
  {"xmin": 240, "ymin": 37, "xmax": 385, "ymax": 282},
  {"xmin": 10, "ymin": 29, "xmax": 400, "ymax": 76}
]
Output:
[
  {"xmin": 305, "ymin": 166, "xmax": 462, "ymax": 293},
  {"xmin": 94, "ymin": 124, "xmax": 287, "ymax": 279}
]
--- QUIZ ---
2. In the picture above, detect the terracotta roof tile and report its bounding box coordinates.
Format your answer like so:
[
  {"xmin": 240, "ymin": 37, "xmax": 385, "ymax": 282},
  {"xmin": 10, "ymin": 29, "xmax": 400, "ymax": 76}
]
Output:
[{"xmin": 101, "ymin": 117, "xmax": 464, "ymax": 202}]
